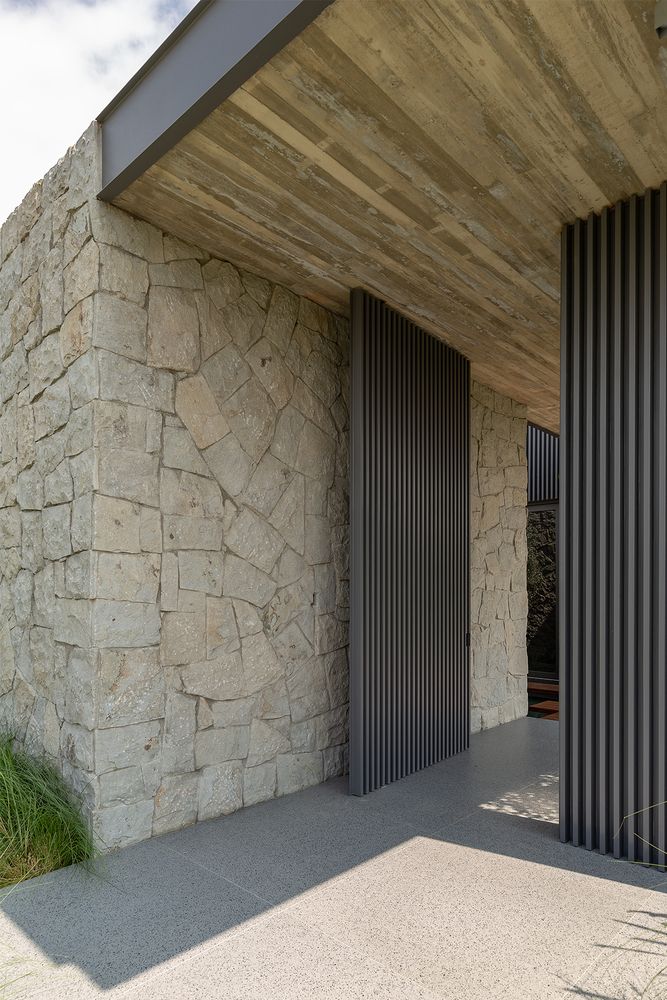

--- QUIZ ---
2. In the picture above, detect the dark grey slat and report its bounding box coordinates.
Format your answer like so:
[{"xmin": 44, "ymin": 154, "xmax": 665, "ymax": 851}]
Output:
[
  {"xmin": 349, "ymin": 290, "xmax": 470, "ymax": 795},
  {"xmin": 561, "ymin": 189, "xmax": 667, "ymax": 866}
]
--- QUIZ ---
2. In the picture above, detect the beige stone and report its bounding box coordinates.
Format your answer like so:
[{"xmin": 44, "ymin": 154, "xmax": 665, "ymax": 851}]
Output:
[
  {"xmin": 178, "ymin": 550, "xmax": 223, "ymax": 595},
  {"xmin": 226, "ymin": 507, "xmax": 284, "ymax": 574},
  {"xmin": 92, "ymin": 495, "xmax": 141, "ymax": 552},
  {"xmin": 194, "ymin": 727, "xmax": 249, "ymax": 768},
  {"xmin": 96, "ymin": 552, "xmax": 160, "ymax": 603},
  {"xmin": 98, "ymin": 351, "xmax": 174, "ymax": 411},
  {"xmin": 203, "ymin": 434, "xmax": 253, "ymax": 498},
  {"xmin": 97, "ymin": 647, "xmax": 164, "ymax": 727},
  {"xmin": 223, "ymin": 554, "xmax": 276, "ymax": 607},
  {"xmin": 181, "ymin": 651, "xmax": 244, "ymax": 701},
  {"xmin": 198, "ymin": 762, "xmax": 243, "ymax": 820},
  {"xmin": 163, "ymin": 514, "xmax": 222, "ymax": 551},
  {"xmin": 147, "ymin": 286, "xmax": 200, "ymax": 372},
  {"xmin": 92, "ymin": 292, "xmax": 147, "ymax": 362},
  {"xmin": 160, "ymin": 611, "xmax": 206, "ymax": 665},
  {"xmin": 276, "ymin": 752, "xmax": 323, "ymax": 796},
  {"xmin": 97, "ymin": 448, "xmax": 159, "ymax": 506},
  {"xmin": 92, "ymin": 600, "xmax": 160, "ymax": 648},
  {"xmin": 174, "ymin": 373, "xmax": 229, "ymax": 450},
  {"xmin": 222, "ymin": 378, "xmax": 276, "ymax": 462}
]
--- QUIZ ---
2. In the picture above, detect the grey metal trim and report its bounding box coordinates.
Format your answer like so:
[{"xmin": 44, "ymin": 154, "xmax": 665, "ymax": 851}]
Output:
[
  {"xmin": 527, "ymin": 422, "xmax": 559, "ymax": 505},
  {"xmin": 349, "ymin": 289, "xmax": 470, "ymax": 796},
  {"xmin": 560, "ymin": 184, "xmax": 667, "ymax": 866},
  {"xmin": 97, "ymin": 0, "xmax": 333, "ymax": 202}
]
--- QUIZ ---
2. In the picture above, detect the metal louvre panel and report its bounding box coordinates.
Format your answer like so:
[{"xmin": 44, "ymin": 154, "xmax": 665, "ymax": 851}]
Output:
[
  {"xmin": 527, "ymin": 423, "xmax": 559, "ymax": 504},
  {"xmin": 350, "ymin": 289, "xmax": 470, "ymax": 796},
  {"xmin": 560, "ymin": 186, "xmax": 667, "ymax": 864}
]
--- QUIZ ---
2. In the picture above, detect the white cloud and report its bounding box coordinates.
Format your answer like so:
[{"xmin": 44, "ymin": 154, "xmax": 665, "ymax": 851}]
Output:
[{"xmin": 0, "ymin": 0, "xmax": 198, "ymax": 223}]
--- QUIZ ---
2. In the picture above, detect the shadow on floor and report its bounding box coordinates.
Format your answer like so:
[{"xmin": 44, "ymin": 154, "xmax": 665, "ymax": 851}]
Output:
[{"xmin": 1, "ymin": 718, "xmax": 665, "ymax": 997}]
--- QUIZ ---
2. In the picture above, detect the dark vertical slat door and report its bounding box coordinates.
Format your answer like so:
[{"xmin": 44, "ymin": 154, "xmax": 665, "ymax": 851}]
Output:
[
  {"xmin": 349, "ymin": 290, "xmax": 470, "ymax": 795},
  {"xmin": 560, "ymin": 185, "xmax": 667, "ymax": 864}
]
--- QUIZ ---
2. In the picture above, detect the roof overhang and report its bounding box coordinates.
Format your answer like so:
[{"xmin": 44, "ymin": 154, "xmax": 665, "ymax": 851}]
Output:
[
  {"xmin": 97, "ymin": 0, "xmax": 667, "ymax": 432},
  {"xmin": 97, "ymin": 0, "xmax": 333, "ymax": 201}
]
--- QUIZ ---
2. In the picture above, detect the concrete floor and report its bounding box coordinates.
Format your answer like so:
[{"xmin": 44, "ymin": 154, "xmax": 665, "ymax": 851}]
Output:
[{"xmin": 1, "ymin": 718, "xmax": 666, "ymax": 999}]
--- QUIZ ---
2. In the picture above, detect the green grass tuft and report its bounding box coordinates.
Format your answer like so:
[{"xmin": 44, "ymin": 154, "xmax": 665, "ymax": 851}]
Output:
[{"xmin": 0, "ymin": 736, "xmax": 94, "ymax": 887}]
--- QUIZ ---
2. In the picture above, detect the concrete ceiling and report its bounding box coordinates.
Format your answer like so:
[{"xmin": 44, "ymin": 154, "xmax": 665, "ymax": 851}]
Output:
[{"xmin": 111, "ymin": 0, "xmax": 667, "ymax": 431}]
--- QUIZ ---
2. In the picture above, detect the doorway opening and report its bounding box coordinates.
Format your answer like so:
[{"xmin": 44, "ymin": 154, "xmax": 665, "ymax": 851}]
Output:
[{"xmin": 525, "ymin": 424, "xmax": 559, "ymax": 721}]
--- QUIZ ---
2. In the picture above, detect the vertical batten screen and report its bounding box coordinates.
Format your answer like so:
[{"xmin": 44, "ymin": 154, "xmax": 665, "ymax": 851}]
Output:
[
  {"xmin": 560, "ymin": 185, "xmax": 667, "ymax": 863},
  {"xmin": 350, "ymin": 289, "xmax": 470, "ymax": 796},
  {"xmin": 527, "ymin": 423, "xmax": 559, "ymax": 504}
]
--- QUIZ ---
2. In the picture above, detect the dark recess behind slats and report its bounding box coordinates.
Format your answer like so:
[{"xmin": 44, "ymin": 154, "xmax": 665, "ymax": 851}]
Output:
[
  {"xmin": 527, "ymin": 423, "xmax": 559, "ymax": 504},
  {"xmin": 349, "ymin": 289, "xmax": 470, "ymax": 796},
  {"xmin": 560, "ymin": 185, "xmax": 667, "ymax": 864}
]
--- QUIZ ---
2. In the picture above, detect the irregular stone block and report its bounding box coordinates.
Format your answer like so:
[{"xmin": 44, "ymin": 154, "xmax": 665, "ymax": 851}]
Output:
[
  {"xmin": 17, "ymin": 467, "xmax": 44, "ymax": 510},
  {"xmin": 92, "ymin": 494, "xmax": 141, "ymax": 552},
  {"xmin": 28, "ymin": 331, "xmax": 63, "ymax": 399},
  {"xmin": 222, "ymin": 377, "xmax": 276, "ymax": 462},
  {"xmin": 178, "ymin": 550, "xmax": 223, "ymax": 596},
  {"xmin": 98, "ymin": 448, "xmax": 159, "ymax": 506},
  {"xmin": 203, "ymin": 434, "xmax": 253, "ymax": 498},
  {"xmin": 247, "ymin": 718, "xmax": 290, "ymax": 767},
  {"xmin": 264, "ymin": 285, "xmax": 298, "ymax": 354},
  {"xmin": 181, "ymin": 651, "xmax": 244, "ymax": 701},
  {"xmin": 147, "ymin": 286, "xmax": 200, "ymax": 372},
  {"xmin": 276, "ymin": 752, "xmax": 323, "ymax": 796},
  {"xmin": 53, "ymin": 597, "xmax": 91, "ymax": 647},
  {"xmin": 140, "ymin": 505, "xmax": 162, "ymax": 553},
  {"xmin": 160, "ymin": 551, "xmax": 178, "ymax": 611},
  {"xmin": 270, "ymin": 476, "xmax": 305, "ymax": 555},
  {"xmin": 42, "ymin": 503, "xmax": 71, "ymax": 560},
  {"xmin": 33, "ymin": 377, "xmax": 71, "ymax": 440},
  {"xmin": 163, "ymin": 514, "xmax": 222, "ymax": 551},
  {"xmin": 160, "ymin": 611, "xmax": 206, "ymax": 665},
  {"xmin": 99, "ymin": 244, "xmax": 149, "ymax": 305},
  {"xmin": 226, "ymin": 507, "xmax": 284, "ymax": 574},
  {"xmin": 153, "ymin": 773, "xmax": 199, "ymax": 835},
  {"xmin": 96, "ymin": 552, "xmax": 160, "ymax": 603},
  {"xmin": 175, "ymin": 373, "xmax": 229, "ymax": 449},
  {"xmin": 223, "ymin": 554, "xmax": 275, "ymax": 607},
  {"xmin": 162, "ymin": 691, "xmax": 196, "ymax": 774},
  {"xmin": 93, "ymin": 800, "xmax": 154, "ymax": 852},
  {"xmin": 220, "ymin": 293, "xmax": 265, "ymax": 354},
  {"xmin": 44, "ymin": 459, "xmax": 73, "ymax": 505},
  {"xmin": 98, "ymin": 350, "xmax": 174, "ymax": 411},
  {"xmin": 194, "ymin": 726, "xmax": 249, "ymax": 768},
  {"xmin": 92, "ymin": 292, "xmax": 147, "ymax": 362},
  {"xmin": 206, "ymin": 596, "xmax": 239, "ymax": 658},
  {"xmin": 92, "ymin": 600, "xmax": 161, "ymax": 648},
  {"xmin": 242, "ymin": 452, "xmax": 292, "ymax": 518},
  {"xmin": 246, "ymin": 337, "xmax": 294, "ymax": 410},
  {"xmin": 160, "ymin": 468, "xmax": 222, "ymax": 518},
  {"xmin": 198, "ymin": 762, "xmax": 242, "ymax": 820},
  {"xmin": 242, "ymin": 631, "xmax": 282, "ymax": 695},
  {"xmin": 163, "ymin": 425, "xmax": 209, "ymax": 475},
  {"xmin": 295, "ymin": 420, "xmax": 336, "ymax": 485},
  {"xmin": 149, "ymin": 260, "xmax": 203, "ymax": 289},
  {"xmin": 63, "ymin": 239, "xmax": 98, "ymax": 314},
  {"xmin": 201, "ymin": 343, "xmax": 250, "ymax": 402},
  {"xmin": 96, "ymin": 720, "xmax": 161, "ymax": 773}
]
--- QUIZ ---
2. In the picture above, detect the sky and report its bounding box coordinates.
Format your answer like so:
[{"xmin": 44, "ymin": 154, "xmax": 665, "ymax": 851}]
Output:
[{"xmin": 0, "ymin": 0, "xmax": 199, "ymax": 224}]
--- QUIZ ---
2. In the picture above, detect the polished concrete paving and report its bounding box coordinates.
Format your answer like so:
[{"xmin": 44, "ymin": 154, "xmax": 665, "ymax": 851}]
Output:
[{"xmin": 1, "ymin": 718, "xmax": 666, "ymax": 999}]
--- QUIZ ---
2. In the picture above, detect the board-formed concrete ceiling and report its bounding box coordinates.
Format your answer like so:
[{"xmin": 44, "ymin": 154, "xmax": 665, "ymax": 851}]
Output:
[{"xmin": 112, "ymin": 0, "xmax": 667, "ymax": 430}]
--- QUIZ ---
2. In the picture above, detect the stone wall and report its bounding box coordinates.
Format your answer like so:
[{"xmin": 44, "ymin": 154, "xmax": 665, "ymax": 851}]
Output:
[
  {"xmin": 0, "ymin": 125, "xmax": 350, "ymax": 849},
  {"xmin": 469, "ymin": 381, "xmax": 528, "ymax": 733},
  {"xmin": 0, "ymin": 124, "xmax": 529, "ymax": 850}
]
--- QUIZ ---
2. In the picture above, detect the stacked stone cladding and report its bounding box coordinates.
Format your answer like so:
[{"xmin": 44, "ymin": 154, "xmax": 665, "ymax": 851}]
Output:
[
  {"xmin": 0, "ymin": 124, "xmax": 528, "ymax": 849},
  {"xmin": 0, "ymin": 126, "xmax": 350, "ymax": 848},
  {"xmin": 469, "ymin": 380, "xmax": 528, "ymax": 733}
]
